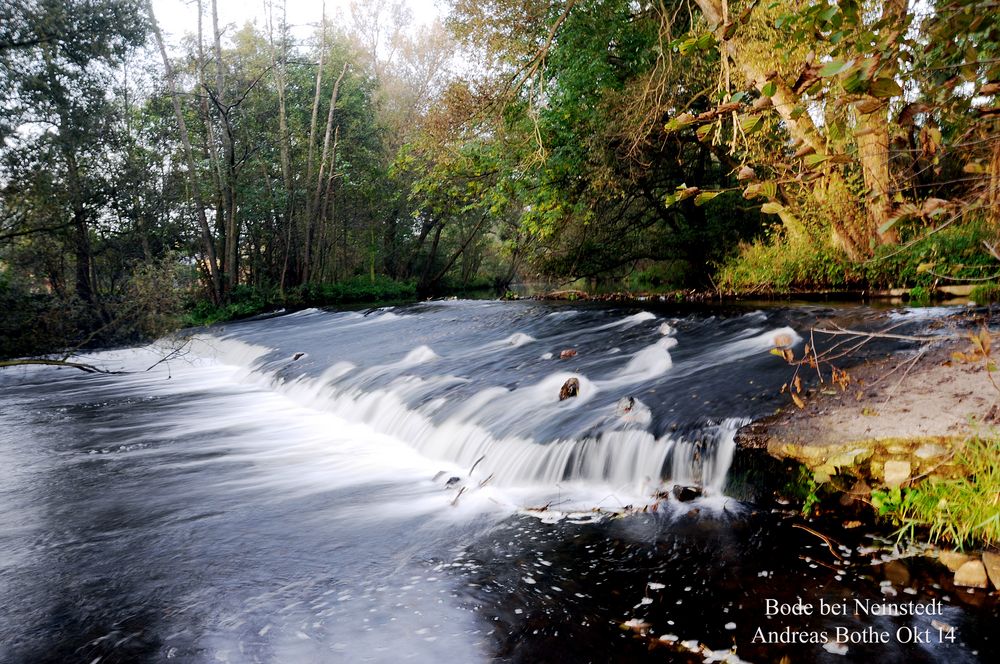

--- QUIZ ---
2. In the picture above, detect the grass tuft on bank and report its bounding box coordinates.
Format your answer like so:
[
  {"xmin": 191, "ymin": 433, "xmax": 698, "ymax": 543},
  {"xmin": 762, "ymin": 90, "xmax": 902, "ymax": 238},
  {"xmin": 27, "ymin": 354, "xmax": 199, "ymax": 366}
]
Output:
[{"xmin": 871, "ymin": 435, "xmax": 1000, "ymax": 550}]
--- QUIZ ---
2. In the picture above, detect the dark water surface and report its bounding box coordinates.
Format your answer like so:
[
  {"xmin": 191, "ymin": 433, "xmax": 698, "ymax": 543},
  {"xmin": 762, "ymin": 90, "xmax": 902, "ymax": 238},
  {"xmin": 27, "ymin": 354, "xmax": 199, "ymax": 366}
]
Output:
[{"xmin": 0, "ymin": 300, "xmax": 995, "ymax": 663}]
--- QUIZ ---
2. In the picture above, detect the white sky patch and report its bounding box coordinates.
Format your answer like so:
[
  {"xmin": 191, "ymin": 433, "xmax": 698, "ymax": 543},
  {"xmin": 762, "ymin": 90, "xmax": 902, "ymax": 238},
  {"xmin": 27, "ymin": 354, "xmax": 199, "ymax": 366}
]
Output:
[{"xmin": 152, "ymin": 0, "xmax": 443, "ymax": 48}]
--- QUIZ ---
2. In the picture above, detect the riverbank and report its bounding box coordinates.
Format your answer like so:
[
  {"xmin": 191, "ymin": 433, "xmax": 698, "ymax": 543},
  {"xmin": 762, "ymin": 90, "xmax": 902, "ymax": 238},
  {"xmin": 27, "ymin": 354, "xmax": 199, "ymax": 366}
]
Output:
[
  {"xmin": 735, "ymin": 337, "xmax": 996, "ymax": 481},
  {"xmin": 526, "ymin": 285, "xmax": 987, "ymax": 307},
  {"xmin": 734, "ymin": 325, "xmax": 1000, "ymax": 588}
]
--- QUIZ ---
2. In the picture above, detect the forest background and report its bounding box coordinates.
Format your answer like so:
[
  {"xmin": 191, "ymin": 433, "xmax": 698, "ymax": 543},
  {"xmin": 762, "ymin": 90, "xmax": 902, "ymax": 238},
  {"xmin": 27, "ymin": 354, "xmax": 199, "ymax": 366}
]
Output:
[{"xmin": 1, "ymin": 0, "xmax": 998, "ymax": 358}]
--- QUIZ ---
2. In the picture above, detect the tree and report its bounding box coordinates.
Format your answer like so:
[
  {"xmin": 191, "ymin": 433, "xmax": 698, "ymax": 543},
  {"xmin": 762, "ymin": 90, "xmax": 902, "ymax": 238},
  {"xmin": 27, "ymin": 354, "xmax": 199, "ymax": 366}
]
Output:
[
  {"xmin": 676, "ymin": 0, "xmax": 1000, "ymax": 260},
  {"xmin": 1, "ymin": 0, "xmax": 148, "ymax": 306}
]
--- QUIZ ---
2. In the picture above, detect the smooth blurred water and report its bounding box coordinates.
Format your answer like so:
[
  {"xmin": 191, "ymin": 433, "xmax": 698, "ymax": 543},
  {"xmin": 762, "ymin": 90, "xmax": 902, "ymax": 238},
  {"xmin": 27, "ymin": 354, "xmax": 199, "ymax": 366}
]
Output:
[{"xmin": 0, "ymin": 300, "xmax": 995, "ymax": 663}]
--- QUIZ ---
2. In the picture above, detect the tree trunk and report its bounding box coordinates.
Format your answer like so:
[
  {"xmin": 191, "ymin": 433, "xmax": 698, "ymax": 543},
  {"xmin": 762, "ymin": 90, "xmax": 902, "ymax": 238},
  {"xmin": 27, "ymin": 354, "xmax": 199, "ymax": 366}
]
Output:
[
  {"xmin": 419, "ymin": 222, "xmax": 445, "ymax": 293},
  {"xmin": 305, "ymin": 61, "xmax": 348, "ymax": 283},
  {"xmin": 299, "ymin": 5, "xmax": 326, "ymax": 285},
  {"xmin": 988, "ymin": 125, "xmax": 1000, "ymax": 232},
  {"xmin": 318, "ymin": 125, "xmax": 340, "ymax": 282},
  {"xmin": 146, "ymin": 0, "xmax": 221, "ymax": 304},
  {"xmin": 857, "ymin": 106, "xmax": 896, "ymax": 243},
  {"xmin": 211, "ymin": 0, "xmax": 240, "ymax": 295},
  {"xmin": 692, "ymin": 0, "xmax": 873, "ymax": 260}
]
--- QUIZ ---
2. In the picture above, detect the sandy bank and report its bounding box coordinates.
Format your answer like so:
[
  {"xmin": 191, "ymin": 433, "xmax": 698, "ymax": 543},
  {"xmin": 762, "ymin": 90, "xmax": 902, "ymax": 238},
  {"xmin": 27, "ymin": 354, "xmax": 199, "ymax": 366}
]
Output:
[{"xmin": 736, "ymin": 337, "xmax": 998, "ymax": 485}]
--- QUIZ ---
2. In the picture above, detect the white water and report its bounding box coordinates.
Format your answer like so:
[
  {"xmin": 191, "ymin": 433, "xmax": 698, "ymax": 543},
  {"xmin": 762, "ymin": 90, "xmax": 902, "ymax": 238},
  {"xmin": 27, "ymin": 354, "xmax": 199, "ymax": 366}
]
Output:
[
  {"xmin": 5, "ymin": 306, "xmax": 797, "ymax": 516},
  {"xmin": 164, "ymin": 320, "xmax": 770, "ymax": 511}
]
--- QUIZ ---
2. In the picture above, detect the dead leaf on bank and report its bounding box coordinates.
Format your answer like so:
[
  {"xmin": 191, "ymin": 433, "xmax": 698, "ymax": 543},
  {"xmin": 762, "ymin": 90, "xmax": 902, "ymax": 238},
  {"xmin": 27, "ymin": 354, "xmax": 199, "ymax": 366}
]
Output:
[{"xmin": 791, "ymin": 392, "xmax": 806, "ymax": 409}]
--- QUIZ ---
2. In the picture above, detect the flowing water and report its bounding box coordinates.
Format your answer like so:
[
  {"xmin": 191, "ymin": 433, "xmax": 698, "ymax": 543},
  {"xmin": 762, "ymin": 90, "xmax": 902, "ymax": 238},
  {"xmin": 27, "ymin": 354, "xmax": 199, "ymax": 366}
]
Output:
[{"xmin": 0, "ymin": 300, "xmax": 996, "ymax": 663}]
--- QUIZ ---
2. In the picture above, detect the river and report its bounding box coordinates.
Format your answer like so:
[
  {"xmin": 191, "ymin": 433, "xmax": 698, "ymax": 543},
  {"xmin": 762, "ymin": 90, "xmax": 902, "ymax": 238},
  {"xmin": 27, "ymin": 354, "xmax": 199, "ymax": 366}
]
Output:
[{"xmin": 0, "ymin": 300, "xmax": 996, "ymax": 662}]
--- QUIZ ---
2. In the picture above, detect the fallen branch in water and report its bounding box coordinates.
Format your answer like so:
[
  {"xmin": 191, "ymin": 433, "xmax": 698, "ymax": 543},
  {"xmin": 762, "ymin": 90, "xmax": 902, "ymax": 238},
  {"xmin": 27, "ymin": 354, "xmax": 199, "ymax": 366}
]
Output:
[
  {"xmin": 812, "ymin": 324, "xmax": 956, "ymax": 343},
  {"xmin": 144, "ymin": 338, "xmax": 194, "ymax": 373},
  {"xmin": 0, "ymin": 358, "xmax": 117, "ymax": 374},
  {"xmin": 793, "ymin": 523, "xmax": 844, "ymax": 562}
]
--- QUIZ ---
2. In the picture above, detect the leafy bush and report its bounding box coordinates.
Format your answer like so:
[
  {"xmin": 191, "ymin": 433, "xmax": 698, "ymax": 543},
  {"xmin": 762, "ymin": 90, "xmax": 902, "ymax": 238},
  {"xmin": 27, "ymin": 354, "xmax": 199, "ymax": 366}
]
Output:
[
  {"xmin": 297, "ymin": 276, "xmax": 417, "ymax": 306},
  {"xmin": 863, "ymin": 222, "xmax": 995, "ymax": 289},
  {"xmin": 907, "ymin": 285, "xmax": 931, "ymax": 305}
]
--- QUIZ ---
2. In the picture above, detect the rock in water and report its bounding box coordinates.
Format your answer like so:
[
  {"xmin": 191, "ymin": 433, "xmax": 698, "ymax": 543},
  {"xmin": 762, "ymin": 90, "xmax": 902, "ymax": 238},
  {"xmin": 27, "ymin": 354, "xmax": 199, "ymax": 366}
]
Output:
[
  {"xmin": 773, "ymin": 333, "xmax": 794, "ymax": 348},
  {"xmin": 559, "ymin": 377, "xmax": 580, "ymax": 401},
  {"xmin": 616, "ymin": 396, "xmax": 635, "ymax": 416},
  {"xmin": 938, "ymin": 550, "xmax": 974, "ymax": 572},
  {"xmin": 559, "ymin": 348, "xmax": 577, "ymax": 359},
  {"xmin": 883, "ymin": 560, "xmax": 911, "ymax": 586},
  {"xmin": 671, "ymin": 485, "xmax": 702, "ymax": 502},
  {"xmin": 982, "ymin": 552, "xmax": 1000, "ymax": 590},
  {"xmin": 954, "ymin": 560, "xmax": 988, "ymax": 588}
]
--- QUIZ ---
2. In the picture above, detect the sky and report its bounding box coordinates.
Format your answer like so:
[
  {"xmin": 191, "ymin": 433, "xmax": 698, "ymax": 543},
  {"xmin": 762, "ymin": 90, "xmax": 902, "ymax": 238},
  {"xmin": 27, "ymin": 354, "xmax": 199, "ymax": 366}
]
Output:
[{"xmin": 151, "ymin": 0, "xmax": 444, "ymax": 49}]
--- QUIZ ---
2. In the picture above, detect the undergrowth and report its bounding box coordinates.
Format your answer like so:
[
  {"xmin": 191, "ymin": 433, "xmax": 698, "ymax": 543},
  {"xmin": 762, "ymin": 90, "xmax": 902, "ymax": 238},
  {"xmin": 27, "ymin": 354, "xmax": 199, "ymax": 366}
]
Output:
[
  {"xmin": 716, "ymin": 222, "xmax": 995, "ymax": 293},
  {"xmin": 183, "ymin": 276, "xmax": 418, "ymax": 327},
  {"xmin": 871, "ymin": 435, "xmax": 1000, "ymax": 550}
]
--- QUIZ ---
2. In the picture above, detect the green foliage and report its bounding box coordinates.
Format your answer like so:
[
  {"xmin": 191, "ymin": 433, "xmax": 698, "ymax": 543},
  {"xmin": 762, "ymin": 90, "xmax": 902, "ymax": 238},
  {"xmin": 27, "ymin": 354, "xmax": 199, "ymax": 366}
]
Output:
[
  {"xmin": 298, "ymin": 276, "xmax": 418, "ymax": 307},
  {"xmin": 907, "ymin": 286, "xmax": 931, "ymax": 306},
  {"xmin": 717, "ymin": 221, "xmax": 998, "ymax": 292},
  {"xmin": 871, "ymin": 436, "xmax": 1000, "ymax": 549},
  {"xmin": 863, "ymin": 223, "xmax": 996, "ymax": 289},
  {"xmin": 182, "ymin": 277, "xmax": 419, "ymax": 327},
  {"xmin": 784, "ymin": 465, "xmax": 822, "ymax": 516},
  {"xmin": 970, "ymin": 283, "xmax": 1000, "ymax": 304},
  {"xmin": 628, "ymin": 261, "xmax": 689, "ymax": 291},
  {"xmin": 717, "ymin": 237, "xmax": 856, "ymax": 291},
  {"xmin": 0, "ymin": 257, "xmax": 188, "ymax": 358}
]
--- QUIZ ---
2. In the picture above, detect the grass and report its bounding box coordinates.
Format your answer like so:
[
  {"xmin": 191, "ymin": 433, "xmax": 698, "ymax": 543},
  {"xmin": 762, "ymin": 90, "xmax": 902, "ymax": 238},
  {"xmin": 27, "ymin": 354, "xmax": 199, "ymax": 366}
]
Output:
[
  {"xmin": 970, "ymin": 282, "xmax": 1000, "ymax": 304},
  {"xmin": 871, "ymin": 435, "xmax": 1000, "ymax": 550},
  {"xmin": 716, "ymin": 221, "xmax": 996, "ymax": 293},
  {"xmin": 716, "ymin": 239, "xmax": 856, "ymax": 292}
]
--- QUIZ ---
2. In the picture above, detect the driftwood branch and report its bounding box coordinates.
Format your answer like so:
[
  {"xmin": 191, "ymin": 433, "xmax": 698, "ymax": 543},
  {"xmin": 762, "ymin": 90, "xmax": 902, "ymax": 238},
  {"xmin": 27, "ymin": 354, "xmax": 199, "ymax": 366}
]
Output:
[
  {"xmin": 812, "ymin": 325, "xmax": 955, "ymax": 343},
  {"xmin": 0, "ymin": 359, "xmax": 117, "ymax": 374}
]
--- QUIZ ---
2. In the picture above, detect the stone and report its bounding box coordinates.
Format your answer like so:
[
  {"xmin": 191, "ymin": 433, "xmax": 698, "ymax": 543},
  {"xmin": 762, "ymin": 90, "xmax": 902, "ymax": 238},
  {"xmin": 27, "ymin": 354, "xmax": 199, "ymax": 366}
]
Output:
[
  {"xmin": 773, "ymin": 333, "xmax": 793, "ymax": 348},
  {"xmin": 883, "ymin": 460, "xmax": 911, "ymax": 488},
  {"xmin": 559, "ymin": 348, "xmax": 577, "ymax": 359},
  {"xmin": 813, "ymin": 465, "xmax": 835, "ymax": 484},
  {"xmin": 954, "ymin": 560, "xmax": 988, "ymax": 589},
  {"xmin": 559, "ymin": 377, "xmax": 580, "ymax": 401},
  {"xmin": 828, "ymin": 448, "xmax": 871, "ymax": 468},
  {"xmin": 938, "ymin": 550, "xmax": 974, "ymax": 572},
  {"xmin": 982, "ymin": 552, "xmax": 1000, "ymax": 590},
  {"xmin": 616, "ymin": 396, "xmax": 635, "ymax": 416},
  {"xmin": 915, "ymin": 443, "xmax": 948, "ymax": 460},
  {"xmin": 671, "ymin": 485, "xmax": 702, "ymax": 502}
]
